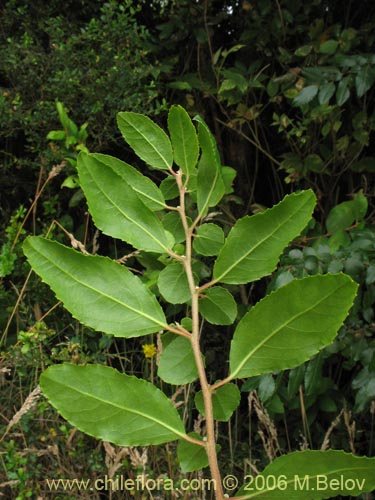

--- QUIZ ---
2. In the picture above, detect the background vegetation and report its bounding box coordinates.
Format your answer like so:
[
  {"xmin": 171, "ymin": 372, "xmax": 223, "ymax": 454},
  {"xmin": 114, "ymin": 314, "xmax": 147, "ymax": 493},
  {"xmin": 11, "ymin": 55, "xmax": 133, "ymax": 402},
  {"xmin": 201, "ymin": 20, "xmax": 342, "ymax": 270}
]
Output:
[{"xmin": 1, "ymin": 0, "xmax": 374, "ymax": 498}]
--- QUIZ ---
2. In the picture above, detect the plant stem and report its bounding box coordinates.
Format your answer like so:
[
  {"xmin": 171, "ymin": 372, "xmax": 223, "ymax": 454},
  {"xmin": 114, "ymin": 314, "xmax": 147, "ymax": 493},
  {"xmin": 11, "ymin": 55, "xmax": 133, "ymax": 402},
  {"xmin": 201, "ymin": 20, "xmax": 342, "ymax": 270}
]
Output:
[{"xmin": 175, "ymin": 170, "xmax": 225, "ymax": 500}]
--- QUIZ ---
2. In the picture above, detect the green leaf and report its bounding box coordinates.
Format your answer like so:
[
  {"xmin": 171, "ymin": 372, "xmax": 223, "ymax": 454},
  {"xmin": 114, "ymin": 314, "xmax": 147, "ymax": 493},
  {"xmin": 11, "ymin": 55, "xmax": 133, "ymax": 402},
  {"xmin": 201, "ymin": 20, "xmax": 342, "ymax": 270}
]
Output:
[
  {"xmin": 229, "ymin": 274, "xmax": 357, "ymax": 379},
  {"xmin": 287, "ymin": 365, "xmax": 305, "ymax": 399},
  {"xmin": 304, "ymin": 154, "xmax": 324, "ymax": 173},
  {"xmin": 213, "ymin": 190, "xmax": 316, "ymax": 285},
  {"xmin": 326, "ymin": 201, "xmax": 356, "ymax": 234},
  {"xmin": 77, "ymin": 153, "xmax": 172, "ymax": 253},
  {"xmin": 193, "ymin": 223, "xmax": 225, "ymax": 256},
  {"xmin": 258, "ymin": 373, "xmax": 276, "ymax": 403},
  {"xmin": 195, "ymin": 384, "xmax": 240, "ymax": 422},
  {"xmin": 318, "ymin": 82, "xmax": 336, "ymax": 105},
  {"xmin": 160, "ymin": 176, "xmax": 179, "ymax": 200},
  {"xmin": 328, "ymin": 230, "xmax": 351, "ymax": 252},
  {"xmin": 40, "ymin": 364, "xmax": 186, "ymax": 446},
  {"xmin": 194, "ymin": 115, "xmax": 225, "ymax": 217},
  {"xmin": 366, "ymin": 265, "xmax": 375, "ymax": 285},
  {"xmin": 162, "ymin": 212, "xmax": 190, "ymax": 244},
  {"xmin": 158, "ymin": 262, "xmax": 191, "ymax": 304},
  {"xmin": 47, "ymin": 130, "xmax": 66, "ymax": 141},
  {"xmin": 319, "ymin": 39, "xmax": 339, "ymax": 54},
  {"xmin": 117, "ymin": 112, "xmax": 173, "ymax": 170},
  {"xmin": 222, "ymin": 165, "xmax": 237, "ymax": 194},
  {"xmin": 23, "ymin": 237, "xmax": 167, "ymax": 338},
  {"xmin": 355, "ymin": 67, "xmax": 375, "ymax": 97},
  {"xmin": 158, "ymin": 334, "xmax": 199, "ymax": 385},
  {"xmin": 199, "ymin": 286, "xmax": 237, "ymax": 325},
  {"xmin": 168, "ymin": 105, "xmax": 199, "ymax": 175},
  {"xmin": 61, "ymin": 175, "xmax": 79, "ymax": 189},
  {"xmin": 294, "ymin": 45, "xmax": 313, "ymax": 57},
  {"xmin": 351, "ymin": 157, "xmax": 375, "ymax": 173},
  {"xmin": 88, "ymin": 153, "xmax": 165, "ymax": 211},
  {"xmin": 351, "ymin": 192, "xmax": 368, "ymax": 219},
  {"xmin": 235, "ymin": 450, "xmax": 375, "ymax": 498},
  {"xmin": 177, "ymin": 433, "xmax": 208, "ymax": 472},
  {"xmin": 336, "ymin": 78, "xmax": 350, "ymax": 105},
  {"xmin": 293, "ymin": 85, "xmax": 319, "ymax": 106}
]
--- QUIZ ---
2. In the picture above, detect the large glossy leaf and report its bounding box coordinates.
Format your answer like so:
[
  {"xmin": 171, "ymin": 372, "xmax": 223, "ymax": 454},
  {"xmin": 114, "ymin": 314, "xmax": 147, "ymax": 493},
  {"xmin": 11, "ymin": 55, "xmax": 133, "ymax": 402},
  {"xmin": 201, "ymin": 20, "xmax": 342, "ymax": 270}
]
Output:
[
  {"xmin": 117, "ymin": 112, "xmax": 173, "ymax": 170},
  {"xmin": 23, "ymin": 237, "xmax": 167, "ymax": 337},
  {"xmin": 213, "ymin": 190, "xmax": 316, "ymax": 284},
  {"xmin": 86, "ymin": 153, "xmax": 165, "ymax": 211},
  {"xmin": 168, "ymin": 105, "xmax": 199, "ymax": 175},
  {"xmin": 194, "ymin": 115, "xmax": 225, "ymax": 217},
  {"xmin": 157, "ymin": 334, "xmax": 199, "ymax": 385},
  {"xmin": 77, "ymin": 153, "xmax": 172, "ymax": 253},
  {"xmin": 229, "ymin": 274, "xmax": 357, "ymax": 379},
  {"xmin": 235, "ymin": 450, "xmax": 375, "ymax": 499},
  {"xmin": 40, "ymin": 364, "xmax": 186, "ymax": 446}
]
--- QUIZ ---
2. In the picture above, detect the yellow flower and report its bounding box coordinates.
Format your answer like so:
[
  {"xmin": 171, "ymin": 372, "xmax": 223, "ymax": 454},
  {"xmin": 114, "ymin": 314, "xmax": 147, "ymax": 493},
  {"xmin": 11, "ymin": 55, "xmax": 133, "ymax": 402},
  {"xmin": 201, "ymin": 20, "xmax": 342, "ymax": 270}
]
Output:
[{"xmin": 142, "ymin": 343, "xmax": 157, "ymax": 359}]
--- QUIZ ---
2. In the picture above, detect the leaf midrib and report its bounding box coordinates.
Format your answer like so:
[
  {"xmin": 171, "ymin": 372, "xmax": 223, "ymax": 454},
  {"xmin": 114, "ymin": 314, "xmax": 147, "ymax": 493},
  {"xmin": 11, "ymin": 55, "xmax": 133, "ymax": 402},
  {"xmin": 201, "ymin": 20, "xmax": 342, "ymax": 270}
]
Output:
[{"xmin": 230, "ymin": 280, "xmax": 345, "ymax": 379}]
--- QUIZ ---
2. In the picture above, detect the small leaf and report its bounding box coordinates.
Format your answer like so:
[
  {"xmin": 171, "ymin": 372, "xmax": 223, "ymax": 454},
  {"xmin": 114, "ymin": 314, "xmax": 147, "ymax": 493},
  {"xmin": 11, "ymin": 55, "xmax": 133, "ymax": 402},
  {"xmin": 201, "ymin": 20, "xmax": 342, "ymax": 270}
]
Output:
[
  {"xmin": 158, "ymin": 262, "xmax": 191, "ymax": 304},
  {"xmin": 47, "ymin": 130, "xmax": 66, "ymax": 141},
  {"xmin": 213, "ymin": 190, "xmax": 316, "ymax": 285},
  {"xmin": 23, "ymin": 237, "xmax": 167, "ymax": 338},
  {"xmin": 336, "ymin": 78, "xmax": 350, "ymax": 105},
  {"xmin": 61, "ymin": 175, "xmax": 79, "ymax": 189},
  {"xmin": 366, "ymin": 265, "xmax": 375, "ymax": 285},
  {"xmin": 258, "ymin": 373, "xmax": 276, "ymax": 403},
  {"xmin": 162, "ymin": 212, "xmax": 190, "ymax": 244},
  {"xmin": 117, "ymin": 112, "xmax": 173, "ymax": 170},
  {"xmin": 195, "ymin": 384, "xmax": 241, "ymax": 421},
  {"xmin": 319, "ymin": 39, "xmax": 339, "ymax": 54},
  {"xmin": 40, "ymin": 364, "xmax": 186, "ymax": 446},
  {"xmin": 222, "ymin": 165, "xmax": 237, "ymax": 194},
  {"xmin": 294, "ymin": 45, "xmax": 313, "ymax": 57},
  {"xmin": 318, "ymin": 82, "xmax": 336, "ymax": 104},
  {"xmin": 229, "ymin": 274, "xmax": 357, "ymax": 379},
  {"xmin": 168, "ymin": 105, "xmax": 199, "ymax": 175},
  {"xmin": 177, "ymin": 433, "xmax": 208, "ymax": 472},
  {"xmin": 77, "ymin": 153, "xmax": 172, "ymax": 253},
  {"xmin": 287, "ymin": 365, "xmax": 305, "ymax": 399},
  {"xmin": 355, "ymin": 67, "xmax": 375, "ymax": 97},
  {"xmin": 351, "ymin": 192, "xmax": 368, "ymax": 220},
  {"xmin": 193, "ymin": 223, "xmax": 225, "ymax": 256},
  {"xmin": 351, "ymin": 157, "xmax": 375, "ymax": 173},
  {"xmin": 160, "ymin": 176, "xmax": 179, "ymax": 200},
  {"xmin": 293, "ymin": 85, "xmax": 319, "ymax": 106},
  {"xmin": 235, "ymin": 450, "xmax": 375, "ymax": 498},
  {"xmin": 158, "ymin": 334, "xmax": 199, "ymax": 385},
  {"xmin": 195, "ymin": 116, "xmax": 225, "ymax": 217},
  {"xmin": 199, "ymin": 286, "xmax": 237, "ymax": 325},
  {"xmin": 304, "ymin": 154, "xmax": 324, "ymax": 173},
  {"xmin": 326, "ymin": 201, "xmax": 356, "ymax": 234}
]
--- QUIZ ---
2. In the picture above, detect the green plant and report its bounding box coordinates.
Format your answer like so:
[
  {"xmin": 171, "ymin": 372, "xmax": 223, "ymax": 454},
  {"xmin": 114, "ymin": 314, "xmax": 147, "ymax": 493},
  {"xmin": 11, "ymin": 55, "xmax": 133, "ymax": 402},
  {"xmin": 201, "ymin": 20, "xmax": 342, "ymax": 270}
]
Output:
[
  {"xmin": 258, "ymin": 194, "xmax": 375, "ymax": 429},
  {"xmin": 23, "ymin": 106, "xmax": 375, "ymax": 499}
]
